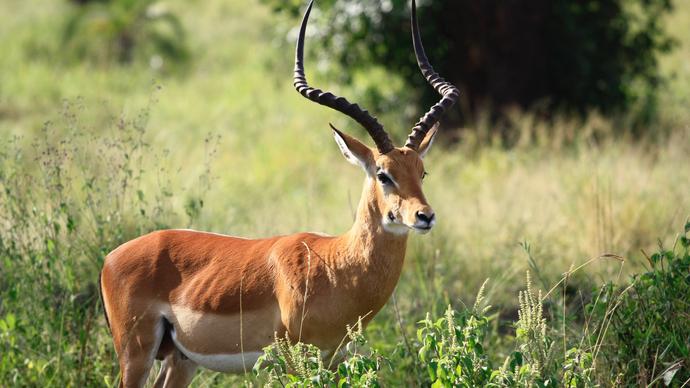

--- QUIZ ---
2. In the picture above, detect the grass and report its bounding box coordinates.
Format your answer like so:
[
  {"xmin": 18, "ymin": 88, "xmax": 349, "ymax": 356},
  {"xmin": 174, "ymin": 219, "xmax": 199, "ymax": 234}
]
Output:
[{"xmin": 1, "ymin": 0, "xmax": 690, "ymax": 386}]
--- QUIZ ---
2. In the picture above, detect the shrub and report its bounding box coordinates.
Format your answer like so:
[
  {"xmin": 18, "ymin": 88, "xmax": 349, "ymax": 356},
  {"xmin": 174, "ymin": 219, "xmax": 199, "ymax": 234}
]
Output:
[
  {"xmin": 253, "ymin": 319, "xmax": 386, "ymax": 387},
  {"xmin": 590, "ymin": 221, "xmax": 690, "ymax": 386},
  {"xmin": 415, "ymin": 283, "xmax": 494, "ymax": 386},
  {"xmin": 410, "ymin": 277, "xmax": 596, "ymax": 387},
  {"xmin": 264, "ymin": 0, "xmax": 674, "ymax": 128}
]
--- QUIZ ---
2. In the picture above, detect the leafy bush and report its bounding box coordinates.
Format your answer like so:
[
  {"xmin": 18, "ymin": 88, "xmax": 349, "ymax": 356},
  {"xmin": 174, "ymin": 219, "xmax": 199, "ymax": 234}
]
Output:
[
  {"xmin": 591, "ymin": 222, "xmax": 690, "ymax": 386},
  {"xmin": 265, "ymin": 0, "xmax": 674, "ymax": 128},
  {"xmin": 415, "ymin": 278, "xmax": 595, "ymax": 387},
  {"xmin": 253, "ymin": 320, "xmax": 386, "ymax": 387},
  {"xmin": 415, "ymin": 283, "xmax": 494, "ymax": 386}
]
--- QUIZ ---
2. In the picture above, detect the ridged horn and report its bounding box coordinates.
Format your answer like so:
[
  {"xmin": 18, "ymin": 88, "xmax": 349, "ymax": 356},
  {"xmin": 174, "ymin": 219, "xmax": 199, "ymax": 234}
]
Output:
[
  {"xmin": 294, "ymin": 0, "xmax": 394, "ymax": 154},
  {"xmin": 405, "ymin": 0, "xmax": 460, "ymax": 150}
]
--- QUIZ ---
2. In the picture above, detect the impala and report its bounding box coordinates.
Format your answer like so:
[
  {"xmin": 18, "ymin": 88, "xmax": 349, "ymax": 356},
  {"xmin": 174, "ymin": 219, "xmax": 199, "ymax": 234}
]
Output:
[{"xmin": 100, "ymin": 0, "xmax": 459, "ymax": 386}]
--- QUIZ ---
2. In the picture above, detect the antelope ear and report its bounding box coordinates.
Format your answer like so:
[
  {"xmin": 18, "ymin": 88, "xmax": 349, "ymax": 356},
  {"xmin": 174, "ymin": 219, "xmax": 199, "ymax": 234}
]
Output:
[
  {"xmin": 417, "ymin": 124, "xmax": 439, "ymax": 159},
  {"xmin": 331, "ymin": 124, "xmax": 375, "ymax": 173}
]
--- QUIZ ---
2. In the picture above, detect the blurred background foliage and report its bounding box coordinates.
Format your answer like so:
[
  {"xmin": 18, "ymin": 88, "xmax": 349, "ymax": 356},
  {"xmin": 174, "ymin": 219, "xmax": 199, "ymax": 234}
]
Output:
[
  {"xmin": 42, "ymin": 0, "xmax": 679, "ymax": 139},
  {"xmin": 61, "ymin": 0, "xmax": 189, "ymax": 71},
  {"xmin": 263, "ymin": 0, "xmax": 675, "ymax": 136}
]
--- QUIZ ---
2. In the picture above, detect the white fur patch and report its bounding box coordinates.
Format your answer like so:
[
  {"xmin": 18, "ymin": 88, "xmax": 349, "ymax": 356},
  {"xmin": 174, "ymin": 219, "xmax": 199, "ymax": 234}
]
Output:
[
  {"xmin": 382, "ymin": 221, "xmax": 410, "ymax": 236},
  {"xmin": 170, "ymin": 330, "xmax": 262, "ymax": 373},
  {"xmin": 411, "ymin": 227, "xmax": 432, "ymax": 235},
  {"xmin": 377, "ymin": 169, "xmax": 399, "ymax": 188},
  {"xmin": 307, "ymin": 231, "xmax": 332, "ymax": 237},
  {"xmin": 418, "ymin": 124, "xmax": 439, "ymax": 158},
  {"xmin": 162, "ymin": 303, "xmax": 280, "ymax": 373},
  {"xmin": 334, "ymin": 132, "xmax": 367, "ymax": 169}
]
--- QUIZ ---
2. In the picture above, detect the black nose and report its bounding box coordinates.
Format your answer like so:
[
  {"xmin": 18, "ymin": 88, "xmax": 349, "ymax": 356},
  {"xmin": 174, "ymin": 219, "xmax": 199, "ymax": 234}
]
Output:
[{"xmin": 416, "ymin": 211, "xmax": 435, "ymax": 224}]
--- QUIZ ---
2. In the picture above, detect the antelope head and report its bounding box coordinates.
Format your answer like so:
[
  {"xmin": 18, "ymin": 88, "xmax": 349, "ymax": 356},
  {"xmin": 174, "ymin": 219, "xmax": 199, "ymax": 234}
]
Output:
[{"xmin": 293, "ymin": 0, "xmax": 459, "ymax": 235}]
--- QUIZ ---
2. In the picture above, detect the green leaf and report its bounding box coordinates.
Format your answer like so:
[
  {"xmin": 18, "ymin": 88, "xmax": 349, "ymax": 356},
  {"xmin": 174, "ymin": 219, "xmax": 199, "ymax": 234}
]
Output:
[
  {"xmin": 431, "ymin": 380, "xmax": 444, "ymax": 388},
  {"xmin": 46, "ymin": 239, "xmax": 56, "ymax": 254},
  {"xmin": 490, "ymin": 370, "xmax": 501, "ymax": 381},
  {"xmin": 510, "ymin": 352, "xmax": 523, "ymax": 370},
  {"xmin": 438, "ymin": 365, "xmax": 447, "ymax": 380},
  {"xmin": 66, "ymin": 215, "xmax": 76, "ymax": 232},
  {"xmin": 680, "ymin": 236, "xmax": 690, "ymax": 248},
  {"xmin": 419, "ymin": 345, "xmax": 428, "ymax": 363},
  {"xmin": 474, "ymin": 342, "xmax": 484, "ymax": 355},
  {"xmin": 428, "ymin": 361, "xmax": 438, "ymax": 381},
  {"xmin": 519, "ymin": 364, "xmax": 530, "ymax": 376},
  {"xmin": 417, "ymin": 328, "xmax": 425, "ymax": 342}
]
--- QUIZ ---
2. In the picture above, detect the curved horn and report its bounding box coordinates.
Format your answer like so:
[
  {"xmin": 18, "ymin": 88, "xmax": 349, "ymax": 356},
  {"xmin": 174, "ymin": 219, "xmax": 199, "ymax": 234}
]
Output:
[
  {"xmin": 294, "ymin": 0, "xmax": 394, "ymax": 154},
  {"xmin": 405, "ymin": 0, "xmax": 460, "ymax": 150}
]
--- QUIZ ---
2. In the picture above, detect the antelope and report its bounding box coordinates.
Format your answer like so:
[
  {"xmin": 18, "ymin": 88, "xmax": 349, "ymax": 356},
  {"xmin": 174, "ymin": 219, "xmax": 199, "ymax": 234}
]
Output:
[{"xmin": 99, "ymin": 0, "xmax": 459, "ymax": 386}]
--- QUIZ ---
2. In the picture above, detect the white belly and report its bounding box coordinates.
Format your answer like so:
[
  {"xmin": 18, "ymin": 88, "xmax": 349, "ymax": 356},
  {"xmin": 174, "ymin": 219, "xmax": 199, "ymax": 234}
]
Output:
[
  {"xmin": 171, "ymin": 329, "xmax": 263, "ymax": 373},
  {"xmin": 160, "ymin": 303, "xmax": 281, "ymax": 372}
]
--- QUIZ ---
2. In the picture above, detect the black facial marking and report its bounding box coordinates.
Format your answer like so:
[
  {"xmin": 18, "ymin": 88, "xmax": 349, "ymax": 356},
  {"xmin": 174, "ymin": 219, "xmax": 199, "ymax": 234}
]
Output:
[{"xmin": 377, "ymin": 173, "xmax": 393, "ymax": 185}]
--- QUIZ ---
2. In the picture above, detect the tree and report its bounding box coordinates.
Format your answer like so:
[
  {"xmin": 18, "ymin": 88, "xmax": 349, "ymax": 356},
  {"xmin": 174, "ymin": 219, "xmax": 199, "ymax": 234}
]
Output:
[{"xmin": 264, "ymin": 0, "xmax": 674, "ymax": 130}]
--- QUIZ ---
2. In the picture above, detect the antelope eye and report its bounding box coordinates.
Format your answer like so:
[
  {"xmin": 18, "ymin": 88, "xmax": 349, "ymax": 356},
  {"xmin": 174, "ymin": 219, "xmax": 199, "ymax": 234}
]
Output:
[
  {"xmin": 422, "ymin": 171, "xmax": 429, "ymax": 180},
  {"xmin": 377, "ymin": 173, "xmax": 393, "ymax": 185}
]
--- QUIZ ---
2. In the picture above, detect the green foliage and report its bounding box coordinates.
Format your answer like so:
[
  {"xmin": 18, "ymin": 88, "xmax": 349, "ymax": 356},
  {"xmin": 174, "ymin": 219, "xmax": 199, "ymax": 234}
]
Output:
[
  {"xmin": 562, "ymin": 348, "xmax": 596, "ymax": 388},
  {"xmin": 252, "ymin": 277, "xmax": 596, "ymax": 387},
  {"xmin": 415, "ymin": 283, "xmax": 494, "ymax": 387},
  {"xmin": 407, "ymin": 277, "xmax": 597, "ymax": 387},
  {"xmin": 590, "ymin": 222, "xmax": 690, "ymax": 386},
  {"xmin": 264, "ymin": 0, "xmax": 674, "ymax": 127},
  {"xmin": 253, "ymin": 320, "xmax": 386, "ymax": 387},
  {"xmin": 61, "ymin": 0, "xmax": 189, "ymax": 69}
]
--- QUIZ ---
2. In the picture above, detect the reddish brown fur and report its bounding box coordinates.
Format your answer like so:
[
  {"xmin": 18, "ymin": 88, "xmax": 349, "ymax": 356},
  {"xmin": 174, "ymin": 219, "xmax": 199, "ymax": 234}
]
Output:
[{"xmin": 101, "ymin": 137, "xmax": 436, "ymax": 387}]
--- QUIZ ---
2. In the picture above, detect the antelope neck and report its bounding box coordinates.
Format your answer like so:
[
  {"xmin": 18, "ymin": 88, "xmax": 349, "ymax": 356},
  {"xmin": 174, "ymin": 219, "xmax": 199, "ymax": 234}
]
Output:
[{"xmin": 342, "ymin": 177, "xmax": 408, "ymax": 265}]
